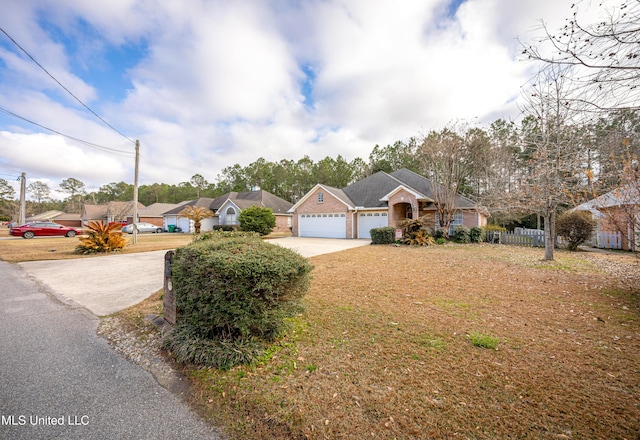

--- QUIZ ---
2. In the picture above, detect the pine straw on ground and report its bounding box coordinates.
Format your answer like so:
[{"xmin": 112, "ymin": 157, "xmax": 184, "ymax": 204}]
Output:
[{"xmin": 125, "ymin": 244, "xmax": 640, "ymax": 439}]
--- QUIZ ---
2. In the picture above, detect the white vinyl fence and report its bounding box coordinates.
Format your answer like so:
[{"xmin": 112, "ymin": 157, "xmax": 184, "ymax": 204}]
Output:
[
  {"xmin": 597, "ymin": 232, "xmax": 622, "ymax": 250},
  {"xmin": 488, "ymin": 228, "xmax": 545, "ymax": 247}
]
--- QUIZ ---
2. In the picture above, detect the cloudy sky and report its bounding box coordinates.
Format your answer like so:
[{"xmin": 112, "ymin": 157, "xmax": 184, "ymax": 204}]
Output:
[{"xmin": 0, "ymin": 0, "xmax": 598, "ymax": 198}]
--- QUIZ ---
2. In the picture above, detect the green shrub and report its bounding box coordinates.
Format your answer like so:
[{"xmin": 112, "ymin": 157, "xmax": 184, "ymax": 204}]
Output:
[
  {"xmin": 483, "ymin": 224, "xmax": 506, "ymax": 233},
  {"xmin": 212, "ymin": 224, "xmax": 236, "ymax": 232},
  {"xmin": 370, "ymin": 226, "xmax": 395, "ymax": 244},
  {"xmin": 469, "ymin": 227, "xmax": 485, "ymax": 243},
  {"xmin": 238, "ymin": 206, "xmax": 276, "ymax": 236},
  {"xmin": 191, "ymin": 229, "xmax": 259, "ymax": 243},
  {"xmin": 483, "ymin": 224, "xmax": 506, "ymax": 243},
  {"xmin": 556, "ymin": 210, "xmax": 596, "ymax": 251},
  {"xmin": 164, "ymin": 233, "xmax": 313, "ymax": 369},
  {"xmin": 452, "ymin": 226, "xmax": 470, "ymax": 243},
  {"xmin": 433, "ymin": 228, "xmax": 447, "ymax": 240},
  {"xmin": 435, "ymin": 237, "xmax": 446, "ymax": 245}
]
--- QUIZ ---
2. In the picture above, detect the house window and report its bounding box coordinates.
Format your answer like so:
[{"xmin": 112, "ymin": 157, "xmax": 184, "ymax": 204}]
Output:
[
  {"xmin": 226, "ymin": 207, "xmax": 237, "ymax": 224},
  {"xmin": 436, "ymin": 212, "xmax": 464, "ymax": 234},
  {"xmin": 318, "ymin": 192, "xmax": 324, "ymax": 203}
]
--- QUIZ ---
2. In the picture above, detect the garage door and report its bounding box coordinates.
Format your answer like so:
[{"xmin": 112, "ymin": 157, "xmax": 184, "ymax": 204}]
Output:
[
  {"xmin": 298, "ymin": 213, "xmax": 346, "ymax": 238},
  {"xmin": 358, "ymin": 212, "xmax": 388, "ymax": 239}
]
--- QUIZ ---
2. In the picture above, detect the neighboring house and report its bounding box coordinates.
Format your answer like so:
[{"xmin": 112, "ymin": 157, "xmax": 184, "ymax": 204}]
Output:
[
  {"xmin": 213, "ymin": 190, "xmax": 293, "ymax": 233},
  {"xmin": 26, "ymin": 210, "xmax": 64, "ymax": 223},
  {"xmin": 574, "ymin": 183, "xmax": 639, "ymax": 251},
  {"xmin": 162, "ymin": 190, "xmax": 293, "ymax": 234},
  {"xmin": 26, "ymin": 210, "xmax": 82, "ymax": 227},
  {"xmin": 51, "ymin": 212, "xmax": 83, "ymax": 227},
  {"xmin": 135, "ymin": 202, "xmax": 183, "ymax": 228},
  {"xmin": 288, "ymin": 168, "xmax": 488, "ymax": 239},
  {"xmin": 163, "ymin": 198, "xmax": 215, "ymax": 233},
  {"xmin": 82, "ymin": 201, "xmax": 145, "ymax": 225}
]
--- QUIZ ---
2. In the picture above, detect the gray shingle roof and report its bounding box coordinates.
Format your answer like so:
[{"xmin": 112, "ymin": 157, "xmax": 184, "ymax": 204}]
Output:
[
  {"xmin": 162, "ymin": 198, "xmax": 213, "ymax": 215},
  {"xmin": 139, "ymin": 203, "xmax": 183, "ymax": 217},
  {"xmin": 163, "ymin": 191, "xmax": 293, "ymax": 216},
  {"xmin": 335, "ymin": 168, "xmax": 479, "ymax": 209},
  {"xmin": 390, "ymin": 169, "xmax": 477, "ymax": 209},
  {"xmin": 342, "ymin": 172, "xmax": 405, "ymax": 208}
]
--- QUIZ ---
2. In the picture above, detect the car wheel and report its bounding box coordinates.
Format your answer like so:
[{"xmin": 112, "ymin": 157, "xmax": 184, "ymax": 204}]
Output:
[
  {"xmin": 23, "ymin": 231, "xmax": 35, "ymax": 239},
  {"xmin": 66, "ymin": 231, "xmax": 76, "ymax": 237},
  {"xmin": 156, "ymin": 228, "xmax": 163, "ymax": 233}
]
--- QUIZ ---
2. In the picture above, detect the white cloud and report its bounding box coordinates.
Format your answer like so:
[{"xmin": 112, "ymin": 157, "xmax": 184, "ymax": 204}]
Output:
[{"xmin": 0, "ymin": 0, "xmax": 587, "ymax": 195}]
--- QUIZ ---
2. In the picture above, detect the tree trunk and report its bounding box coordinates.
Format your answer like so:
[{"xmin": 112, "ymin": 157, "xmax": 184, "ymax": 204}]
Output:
[{"xmin": 543, "ymin": 210, "xmax": 555, "ymax": 261}]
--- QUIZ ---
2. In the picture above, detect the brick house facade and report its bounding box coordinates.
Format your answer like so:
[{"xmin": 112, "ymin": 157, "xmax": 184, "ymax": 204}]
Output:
[{"xmin": 290, "ymin": 169, "xmax": 487, "ymax": 239}]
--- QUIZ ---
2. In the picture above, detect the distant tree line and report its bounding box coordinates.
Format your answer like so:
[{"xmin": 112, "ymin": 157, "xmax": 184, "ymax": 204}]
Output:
[{"xmin": 2, "ymin": 108, "xmax": 637, "ymax": 222}]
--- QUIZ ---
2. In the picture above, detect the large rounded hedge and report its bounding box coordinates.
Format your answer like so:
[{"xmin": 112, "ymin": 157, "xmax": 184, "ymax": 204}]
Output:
[{"xmin": 164, "ymin": 232, "xmax": 313, "ymax": 369}]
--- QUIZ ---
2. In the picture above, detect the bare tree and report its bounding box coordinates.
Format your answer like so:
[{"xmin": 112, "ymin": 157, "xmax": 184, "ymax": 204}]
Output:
[
  {"xmin": 522, "ymin": 0, "xmax": 640, "ymax": 113},
  {"xmin": 517, "ymin": 66, "xmax": 586, "ymax": 260},
  {"xmin": 477, "ymin": 120, "xmax": 524, "ymax": 225},
  {"xmin": 418, "ymin": 123, "xmax": 475, "ymax": 237}
]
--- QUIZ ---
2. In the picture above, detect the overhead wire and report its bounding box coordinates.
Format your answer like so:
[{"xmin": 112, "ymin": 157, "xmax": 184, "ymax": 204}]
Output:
[
  {"xmin": 0, "ymin": 25, "xmax": 137, "ymax": 146},
  {"xmin": 0, "ymin": 106, "xmax": 135, "ymax": 157}
]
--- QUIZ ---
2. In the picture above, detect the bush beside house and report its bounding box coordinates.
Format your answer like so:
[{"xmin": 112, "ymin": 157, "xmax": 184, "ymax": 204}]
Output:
[{"xmin": 239, "ymin": 206, "xmax": 276, "ymax": 236}]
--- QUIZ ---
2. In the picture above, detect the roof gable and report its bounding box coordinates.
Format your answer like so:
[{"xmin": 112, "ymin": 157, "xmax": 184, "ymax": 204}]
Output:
[
  {"xmin": 288, "ymin": 184, "xmax": 355, "ymax": 212},
  {"xmin": 390, "ymin": 168, "xmax": 478, "ymax": 209},
  {"xmin": 379, "ymin": 185, "xmax": 430, "ymax": 202}
]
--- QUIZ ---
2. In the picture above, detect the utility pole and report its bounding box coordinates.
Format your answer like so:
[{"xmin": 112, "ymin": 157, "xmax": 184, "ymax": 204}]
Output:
[
  {"xmin": 18, "ymin": 172, "xmax": 26, "ymax": 225},
  {"xmin": 132, "ymin": 140, "xmax": 140, "ymax": 244}
]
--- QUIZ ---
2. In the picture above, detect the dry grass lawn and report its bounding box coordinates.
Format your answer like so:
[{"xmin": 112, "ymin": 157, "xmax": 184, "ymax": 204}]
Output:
[
  {"xmin": 133, "ymin": 244, "xmax": 639, "ymax": 440},
  {"xmin": 10, "ymin": 227, "xmax": 636, "ymax": 439},
  {"xmin": 0, "ymin": 232, "xmax": 192, "ymax": 262}
]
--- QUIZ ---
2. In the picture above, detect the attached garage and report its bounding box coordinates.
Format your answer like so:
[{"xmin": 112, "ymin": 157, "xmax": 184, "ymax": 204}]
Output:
[
  {"xmin": 164, "ymin": 215, "xmax": 191, "ymax": 233},
  {"xmin": 358, "ymin": 212, "xmax": 389, "ymax": 239},
  {"xmin": 298, "ymin": 213, "xmax": 346, "ymax": 238}
]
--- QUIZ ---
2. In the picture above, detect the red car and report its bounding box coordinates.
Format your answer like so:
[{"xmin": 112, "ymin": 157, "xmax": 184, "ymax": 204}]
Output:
[{"xmin": 10, "ymin": 222, "xmax": 83, "ymax": 239}]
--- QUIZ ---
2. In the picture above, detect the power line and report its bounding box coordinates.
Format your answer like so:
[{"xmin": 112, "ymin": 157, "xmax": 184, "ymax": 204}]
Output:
[
  {"xmin": 0, "ymin": 106, "xmax": 135, "ymax": 157},
  {"xmin": 0, "ymin": 171, "xmax": 21, "ymax": 179},
  {"xmin": 0, "ymin": 26, "xmax": 136, "ymax": 145}
]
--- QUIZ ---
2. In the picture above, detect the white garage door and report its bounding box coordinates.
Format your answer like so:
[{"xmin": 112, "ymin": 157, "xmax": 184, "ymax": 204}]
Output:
[
  {"xmin": 298, "ymin": 213, "xmax": 346, "ymax": 238},
  {"xmin": 358, "ymin": 212, "xmax": 388, "ymax": 239}
]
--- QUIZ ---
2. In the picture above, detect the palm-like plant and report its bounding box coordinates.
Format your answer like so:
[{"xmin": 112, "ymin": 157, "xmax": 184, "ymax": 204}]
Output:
[
  {"xmin": 75, "ymin": 221, "xmax": 127, "ymax": 254},
  {"xmin": 178, "ymin": 205, "xmax": 215, "ymax": 233}
]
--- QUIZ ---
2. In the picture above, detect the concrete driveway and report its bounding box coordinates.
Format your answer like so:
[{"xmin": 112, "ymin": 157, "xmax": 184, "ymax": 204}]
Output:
[{"xmin": 18, "ymin": 237, "xmax": 370, "ymax": 316}]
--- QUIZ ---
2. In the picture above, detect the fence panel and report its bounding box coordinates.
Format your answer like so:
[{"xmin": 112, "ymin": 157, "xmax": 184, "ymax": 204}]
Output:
[
  {"xmin": 500, "ymin": 231, "xmax": 545, "ymax": 247},
  {"xmin": 597, "ymin": 232, "xmax": 622, "ymax": 250}
]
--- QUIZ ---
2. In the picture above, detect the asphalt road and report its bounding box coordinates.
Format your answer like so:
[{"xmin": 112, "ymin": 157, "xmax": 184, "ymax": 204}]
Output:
[{"xmin": 0, "ymin": 261, "xmax": 223, "ymax": 440}]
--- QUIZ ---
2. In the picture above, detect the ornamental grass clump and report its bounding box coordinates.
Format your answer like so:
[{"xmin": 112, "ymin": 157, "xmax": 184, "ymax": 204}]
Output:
[
  {"xmin": 164, "ymin": 232, "xmax": 313, "ymax": 369},
  {"xmin": 74, "ymin": 221, "xmax": 127, "ymax": 254}
]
